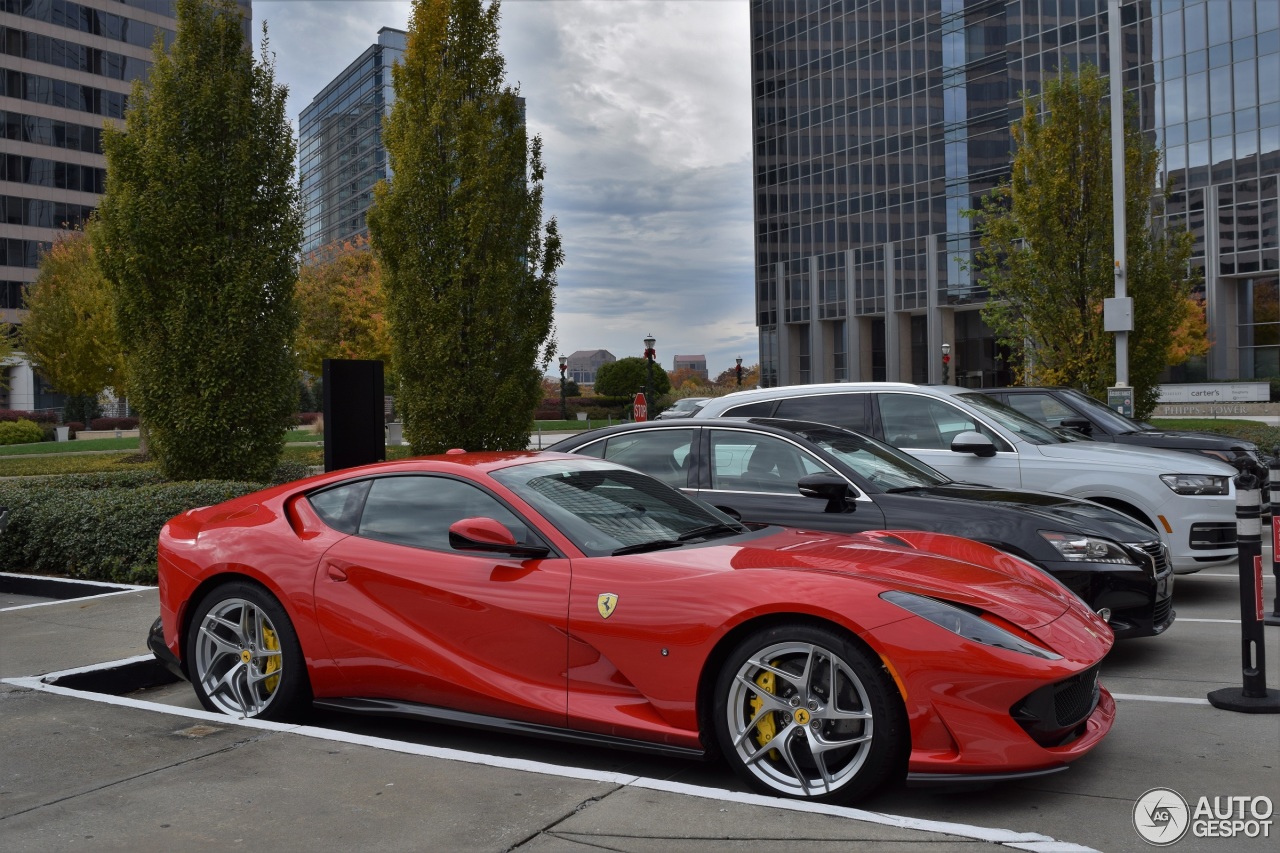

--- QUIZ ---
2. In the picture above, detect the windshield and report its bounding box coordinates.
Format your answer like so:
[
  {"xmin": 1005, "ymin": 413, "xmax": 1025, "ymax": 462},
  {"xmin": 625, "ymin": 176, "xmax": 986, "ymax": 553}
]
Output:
[
  {"xmin": 955, "ymin": 392, "xmax": 1074, "ymax": 445},
  {"xmin": 492, "ymin": 458, "xmax": 742, "ymax": 557},
  {"xmin": 1059, "ymin": 388, "xmax": 1155, "ymax": 431},
  {"xmin": 793, "ymin": 425, "xmax": 948, "ymax": 489}
]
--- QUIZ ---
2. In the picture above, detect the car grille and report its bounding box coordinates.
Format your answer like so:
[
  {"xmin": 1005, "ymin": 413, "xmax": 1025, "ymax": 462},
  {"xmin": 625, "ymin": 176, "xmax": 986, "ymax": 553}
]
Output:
[
  {"xmin": 1011, "ymin": 665, "xmax": 1101, "ymax": 748},
  {"xmin": 1153, "ymin": 595, "xmax": 1173, "ymax": 627},
  {"xmin": 1136, "ymin": 540, "xmax": 1171, "ymax": 578},
  {"xmin": 1190, "ymin": 522, "xmax": 1236, "ymax": 550}
]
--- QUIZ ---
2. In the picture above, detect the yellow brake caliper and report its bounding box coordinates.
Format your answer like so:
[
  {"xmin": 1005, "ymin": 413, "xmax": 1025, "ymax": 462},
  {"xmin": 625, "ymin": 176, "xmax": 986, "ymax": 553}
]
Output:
[
  {"xmin": 749, "ymin": 666, "xmax": 781, "ymax": 758},
  {"xmin": 262, "ymin": 626, "xmax": 280, "ymax": 693}
]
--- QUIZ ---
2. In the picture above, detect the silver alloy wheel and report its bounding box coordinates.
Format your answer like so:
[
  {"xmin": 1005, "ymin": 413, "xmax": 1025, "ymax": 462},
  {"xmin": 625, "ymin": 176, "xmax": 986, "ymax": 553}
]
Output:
[
  {"xmin": 193, "ymin": 597, "xmax": 285, "ymax": 718},
  {"xmin": 723, "ymin": 640, "xmax": 875, "ymax": 798}
]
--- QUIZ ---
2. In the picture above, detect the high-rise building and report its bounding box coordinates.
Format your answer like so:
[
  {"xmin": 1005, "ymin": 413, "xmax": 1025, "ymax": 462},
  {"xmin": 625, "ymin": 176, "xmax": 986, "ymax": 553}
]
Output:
[
  {"xmin": 750, "ymin": 0, "xmax": 1279, "ymax": 388},
  {"xmin": 298, "ymin": 27, "xmax": 405, "ymax": 256},
  {"xmin": 0, "ymin": 0, "xmax": 251, "ymax": 408}
]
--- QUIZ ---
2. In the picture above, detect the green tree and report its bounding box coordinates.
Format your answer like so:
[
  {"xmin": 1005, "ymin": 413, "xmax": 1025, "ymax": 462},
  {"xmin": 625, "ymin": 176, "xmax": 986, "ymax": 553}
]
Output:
[
  {"xmin": 94, "ymin": 0, "xmax": 301, "ymax": 480},
  {"xmin": 20, "ymin": 225, "xmax": 126, "ymax": 404},
  {"xmin": 1, "ymin": 324, "xmax": 15, "ymax": 393},
  {"xmin": 367, "ymin": 0, "xmax": 560, "ymax": 454},
  {"xmin": 969, "ymin": 66, "xmax": 1197, "ymax": 419},
  {"xmin": 295, "ymin": 236, "xmax": 392, "ymax": 380},
  {"xmin": 595, "ymin": 357, "xmax": 671, "ymax": 399}
]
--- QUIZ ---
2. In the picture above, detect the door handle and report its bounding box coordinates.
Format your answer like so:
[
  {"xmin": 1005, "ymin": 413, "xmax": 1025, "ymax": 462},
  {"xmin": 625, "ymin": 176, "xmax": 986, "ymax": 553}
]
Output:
[{"xmin": 326, "ymin": 562, "xmax": 349, "ymax": 582}]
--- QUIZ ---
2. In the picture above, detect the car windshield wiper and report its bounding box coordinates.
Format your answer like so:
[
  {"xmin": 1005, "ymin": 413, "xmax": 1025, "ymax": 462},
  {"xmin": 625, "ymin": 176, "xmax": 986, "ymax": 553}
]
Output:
[
  {"xmin": 611, "ymin": 538, "xmax": 683, "ymax": 556},
  {"xmin": 676, "ymin": 522, "xmax": 744, "ymax": 542}
]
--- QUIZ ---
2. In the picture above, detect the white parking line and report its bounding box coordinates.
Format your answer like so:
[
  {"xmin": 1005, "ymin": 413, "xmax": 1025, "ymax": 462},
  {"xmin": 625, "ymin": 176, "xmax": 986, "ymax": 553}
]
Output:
[
  {"xmin": 1177, "ymin": 617, "xmax": 1241, "ymax": 623},
  {"xmin": 2, "ymin": 655, "xmax": 1098, "ymax": 853},
  {"xmin": 0, "ymin": 573, "xmax": 151, "ymax": 612},
  {"xmin": 1112, "ymin": 693, "xmax": 1212, "ymax": 706}
]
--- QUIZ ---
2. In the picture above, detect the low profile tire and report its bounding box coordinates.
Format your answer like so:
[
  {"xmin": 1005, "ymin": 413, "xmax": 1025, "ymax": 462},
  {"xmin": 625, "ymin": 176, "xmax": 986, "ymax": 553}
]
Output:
[
  {"xmin": 186, "ymin": 581, "xmax": 310, "ymax": 721},
  {"xmin": 713, "ymin": 624, "xmax": 908, "ymax": 803}
]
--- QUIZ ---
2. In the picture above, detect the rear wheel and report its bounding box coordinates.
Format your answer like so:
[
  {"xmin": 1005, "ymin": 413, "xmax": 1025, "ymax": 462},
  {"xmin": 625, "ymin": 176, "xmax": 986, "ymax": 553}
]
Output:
[
  {"xmin": 186, "ymin": 581, "xmax": 309, "ymax": 721},
  {"xmin": 713, "ymin": 624, "xmax": 907, "ymax": 803}
]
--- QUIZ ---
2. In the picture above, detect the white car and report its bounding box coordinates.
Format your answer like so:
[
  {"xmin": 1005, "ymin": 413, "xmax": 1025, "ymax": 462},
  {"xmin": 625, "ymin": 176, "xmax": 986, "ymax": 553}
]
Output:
[{"xmin": 691, "ymin": 382, "xmax": 1237, "ymax": 574}]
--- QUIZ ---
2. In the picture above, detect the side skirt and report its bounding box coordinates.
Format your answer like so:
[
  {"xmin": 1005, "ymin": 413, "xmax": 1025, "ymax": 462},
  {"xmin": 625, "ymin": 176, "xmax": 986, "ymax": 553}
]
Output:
[{"xmin": 312, "ymin": 696, "xmax": 709, "ymax": 761}]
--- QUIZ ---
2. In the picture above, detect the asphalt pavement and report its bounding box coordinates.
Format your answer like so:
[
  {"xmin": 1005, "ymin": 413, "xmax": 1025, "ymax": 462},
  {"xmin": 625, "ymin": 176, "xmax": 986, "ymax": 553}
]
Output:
[{"xmin": 1, "ymin": 565, "xmax": 1277, "ymax": 853}]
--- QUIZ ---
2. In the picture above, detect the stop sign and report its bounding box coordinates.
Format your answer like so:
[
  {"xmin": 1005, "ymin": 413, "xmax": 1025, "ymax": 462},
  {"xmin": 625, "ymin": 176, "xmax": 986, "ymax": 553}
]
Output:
[{"xmin": 633, "ymin": 392, "xmax": 648, "ymax": 422}]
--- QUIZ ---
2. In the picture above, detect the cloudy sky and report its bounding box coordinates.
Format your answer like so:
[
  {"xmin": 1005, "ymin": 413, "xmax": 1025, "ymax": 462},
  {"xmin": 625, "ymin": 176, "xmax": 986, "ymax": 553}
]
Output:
[{"xmin": 253, "ymin": 0, "xmax": 755, "ymax": 379}]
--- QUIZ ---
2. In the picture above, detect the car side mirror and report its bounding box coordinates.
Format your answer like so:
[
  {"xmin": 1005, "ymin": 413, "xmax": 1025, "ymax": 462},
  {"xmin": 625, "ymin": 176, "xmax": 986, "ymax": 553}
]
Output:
[
  {"xmin": 1060, "ymin": 417, "xmax": 1093, "ymax": 435},
  {"xmin": 951, "ymin": 431, "xmax": 997, "ymax": 458},
  {"xmin": 448, "ymin": 517, "xmax": 549, "ymax": 558},
  {"xmin": 797, "ymin": 473, "xmax": 860, "ymax": 513}
]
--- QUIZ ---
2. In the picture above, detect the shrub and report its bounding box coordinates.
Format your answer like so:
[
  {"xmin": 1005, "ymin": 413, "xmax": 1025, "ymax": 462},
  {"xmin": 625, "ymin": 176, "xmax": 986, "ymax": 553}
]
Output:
[
  {"xmin": 0, "ymin": 409, "xmax": 58, "ymax": 424},
  {"xmin": 0, "ymin": 474, "xmax": 263, "ymax": 584},
  {"xmin": 0, "ymin": 419, "xmax": 46, "ymax": 446},
  {"xmin": 89, "ymin": 416, "xmax": 140, "ymax": 431},
  {"xmin": 65, "ymin": 421, "xmax": 85, "ymax": 437},
  {"xmin": 293, "ymin": 412, "xmax": 320, "ymax": 426}
]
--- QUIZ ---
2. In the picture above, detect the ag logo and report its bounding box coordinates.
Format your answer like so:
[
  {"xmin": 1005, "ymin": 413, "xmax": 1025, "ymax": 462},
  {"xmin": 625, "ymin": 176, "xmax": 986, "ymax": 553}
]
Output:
[
  {"xmin": 1134, "ymin": 787, "xmax": 1190, "ymax": 845},
  {"xmin": 597, "ymin": 593, "xmax": 619, "ymax": 619}
]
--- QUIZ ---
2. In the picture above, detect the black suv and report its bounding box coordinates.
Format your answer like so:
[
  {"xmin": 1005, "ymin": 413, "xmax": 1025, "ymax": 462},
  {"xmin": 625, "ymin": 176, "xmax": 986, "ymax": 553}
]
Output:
[{"xmin": 978, "ymin": 386, "xmax": 1262, "ymax": 465}]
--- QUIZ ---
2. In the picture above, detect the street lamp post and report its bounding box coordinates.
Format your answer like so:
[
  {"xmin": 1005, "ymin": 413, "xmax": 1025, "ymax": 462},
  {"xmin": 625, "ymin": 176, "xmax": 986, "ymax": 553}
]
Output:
[
  {"xmin": 941, "ymin": 342, "xmax": 951, "ymax": 385},
  {"xmin": 558, "ymin": 355, "xmax": 568, "ymax": 420},
  {"xmin": 735, "ymin": 356, "xmax": 743, "ymax": 388},
  {"xmin": 643, "ymin": 335, "xmax": 656, "ymax": 407}
]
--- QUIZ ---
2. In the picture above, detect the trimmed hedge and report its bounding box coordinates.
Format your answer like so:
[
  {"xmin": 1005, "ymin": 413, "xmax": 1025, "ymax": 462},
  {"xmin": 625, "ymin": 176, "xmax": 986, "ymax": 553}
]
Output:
[
  {"xmin": 89, "ymin": 417, "xmax": 140, "ymax": 431},
  {"xmin": 0, "ymin": 419, "xmax": 45, "ymax": 446},
  {"xmin": 0, "ymin": 463, "xmax": 313, "ymax": 584},
  {"xmin": 0, "ymin": 409, "xmax": 58, "ymax": 424}
]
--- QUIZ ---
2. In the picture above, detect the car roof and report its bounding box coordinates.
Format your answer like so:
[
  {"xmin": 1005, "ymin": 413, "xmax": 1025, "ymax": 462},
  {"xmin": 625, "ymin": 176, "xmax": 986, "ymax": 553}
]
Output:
[{"xmin": 692, "ymin": 382, "xmax": 964, "ymax": 417}]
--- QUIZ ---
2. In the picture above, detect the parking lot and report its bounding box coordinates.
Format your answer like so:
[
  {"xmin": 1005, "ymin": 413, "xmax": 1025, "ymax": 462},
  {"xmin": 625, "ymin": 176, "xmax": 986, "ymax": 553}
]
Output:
[{"xmin": 1, "ymin": 566, "xmax": 1277, "ymax": 853}]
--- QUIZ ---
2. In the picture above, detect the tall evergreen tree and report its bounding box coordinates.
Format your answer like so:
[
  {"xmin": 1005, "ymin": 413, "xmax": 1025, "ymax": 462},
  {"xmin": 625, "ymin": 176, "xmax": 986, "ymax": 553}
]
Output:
[
  {"xmin": 970, "ymin": 66, "xmax": 1197, "ymax": 418},
  {"xmin": 94, "ymin": 0, "xmax": 301, "ymax": 480},
  {"xmin": 367, "ymin": 0, "xmax": 561, "ymax": 454}
]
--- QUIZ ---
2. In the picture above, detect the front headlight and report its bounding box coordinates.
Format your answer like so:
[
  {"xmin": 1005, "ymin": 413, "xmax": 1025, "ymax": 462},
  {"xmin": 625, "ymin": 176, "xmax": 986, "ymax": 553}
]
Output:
[
  {"xmin": 1040, "ymin": 531, "xmax": 1137, "ymax": 564},
  {"xmin": 1160, "ymin": 474, "xmax": 1230, "ymax": 495},
  {"xmin": 880, "ymin": 591, "xmax": 1061, "ymax": 660}
]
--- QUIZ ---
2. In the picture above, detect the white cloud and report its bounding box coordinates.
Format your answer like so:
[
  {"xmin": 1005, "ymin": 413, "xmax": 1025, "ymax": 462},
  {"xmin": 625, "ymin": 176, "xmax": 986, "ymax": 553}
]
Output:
[{"xmin": 255, "ymin": 0, "xmax": 756, "ymax": 376}]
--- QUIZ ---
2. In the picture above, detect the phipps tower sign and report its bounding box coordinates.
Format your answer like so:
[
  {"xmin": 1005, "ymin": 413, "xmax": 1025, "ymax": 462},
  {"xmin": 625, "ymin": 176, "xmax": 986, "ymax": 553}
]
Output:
[{"xmin": 1156, "ymin": 382, "xmax": 1278, "ymax": 418}]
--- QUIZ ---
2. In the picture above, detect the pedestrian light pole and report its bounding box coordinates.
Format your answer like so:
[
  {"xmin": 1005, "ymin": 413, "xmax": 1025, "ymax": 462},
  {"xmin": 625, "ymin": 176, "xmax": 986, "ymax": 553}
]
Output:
[
  {"xmin": 941, "ymin": 342, "xmax": 951, "ymax": 385},
  {"xmin": 558, "ymin": 355, "xmax": 568, "ymax": 420},
  {"xmin": 735, "ymin": 356, "xmax": 743, "ymax": 388},
  {"xmin": 643, "ymin": 335, "xmax": 656, "ymax": 405}
]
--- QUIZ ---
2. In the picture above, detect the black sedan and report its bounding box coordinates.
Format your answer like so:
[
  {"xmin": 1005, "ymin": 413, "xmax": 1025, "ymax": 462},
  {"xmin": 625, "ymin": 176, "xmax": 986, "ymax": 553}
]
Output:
[{"xmin": 549, "ymin": 418, "xmax": 1174, "ymax": 639}]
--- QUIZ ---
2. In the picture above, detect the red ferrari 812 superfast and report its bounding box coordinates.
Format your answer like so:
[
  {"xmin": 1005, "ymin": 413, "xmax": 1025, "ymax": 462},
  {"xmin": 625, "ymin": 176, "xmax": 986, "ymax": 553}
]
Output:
[{"xmin": 149, "ymin": 452, "xmax": 1115, "ymax": 803}]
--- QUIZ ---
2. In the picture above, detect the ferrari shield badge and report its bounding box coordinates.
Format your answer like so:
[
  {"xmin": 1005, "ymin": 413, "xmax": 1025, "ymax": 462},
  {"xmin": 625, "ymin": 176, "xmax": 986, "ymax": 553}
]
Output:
[{"xmin": 597, "ymin": 593, "xmax": 619, "ymax": 619}]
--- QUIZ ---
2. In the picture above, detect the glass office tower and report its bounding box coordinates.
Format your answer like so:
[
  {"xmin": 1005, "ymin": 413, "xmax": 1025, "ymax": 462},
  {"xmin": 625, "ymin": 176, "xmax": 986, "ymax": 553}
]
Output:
[
  {"xmin": 298, "ymin": 27, "xmax": 405, "ymax": 256},
  {"xmin": 751, "ymin": 0, "xmax": 1279, "ymax": 387}
]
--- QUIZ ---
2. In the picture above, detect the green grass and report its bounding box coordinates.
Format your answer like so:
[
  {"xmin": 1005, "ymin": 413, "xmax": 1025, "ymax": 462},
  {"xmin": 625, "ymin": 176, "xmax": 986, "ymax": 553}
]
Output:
[
  {"xmin": 532, "ymin": 419, "xmax": 614, "ymax": 431},
  {"xmin": 0, "ymin": 453, "xmax": 154, "ymax": 477},
  {"xmin": 1149, "ymin": 418, "xmax": 1280, "ymax": 452},
  {"xmin": 0, "ymin": 437, "xmax": 140, "ymax": 456}
]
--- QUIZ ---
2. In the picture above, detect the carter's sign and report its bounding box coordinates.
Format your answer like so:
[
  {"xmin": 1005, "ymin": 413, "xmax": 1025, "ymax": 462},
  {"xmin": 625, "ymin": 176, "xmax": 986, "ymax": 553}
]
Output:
[{"xmin": 1158, "ymin": 383, "xmax": 1269, "ymax": 404}]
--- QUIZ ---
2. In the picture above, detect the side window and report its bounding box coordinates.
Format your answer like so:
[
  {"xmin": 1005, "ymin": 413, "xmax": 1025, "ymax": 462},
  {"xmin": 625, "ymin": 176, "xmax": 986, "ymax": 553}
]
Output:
[
  {"xmin": 601, "ymin": 429, "xmax": 694, "ymax": 488},
  {"xmin": 722, "ymin": 400, "xmax": 778, "ymax": 418},
  {"xmin": 1005, "ymin": 393, "xmax": 1074, "ymax": 428},
  {"xmin": 879, "ymin": 394, "xmax": 1004, "ymax": 450},
  {"xmin": 774, "ymin": 393, "xmax": 869, "ymax": 432},
  {"xmin": 573, "ymin": 440, "xmax": 606, "ymax": 459},
  {"xmin": 357, "ymin": 476, "xmax": 535, "ymax": 552},
  {"xmin": 307, "ymin": 480, "xmax": 372, "ymax": 534},
  {"xmin": 709, "ymin": 430, "xmax": 833, "ymax": 494}
]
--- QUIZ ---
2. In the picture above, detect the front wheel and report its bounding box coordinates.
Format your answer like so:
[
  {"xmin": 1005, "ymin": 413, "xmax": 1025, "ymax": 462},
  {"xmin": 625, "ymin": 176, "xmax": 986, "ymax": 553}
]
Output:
[
  {"xmin": 713, "ymin": 624, "xmax": 907, "ymax": 803},
  {"xmin": 186, "ymin": 581, "xmax": 310, "ymax": 721}
]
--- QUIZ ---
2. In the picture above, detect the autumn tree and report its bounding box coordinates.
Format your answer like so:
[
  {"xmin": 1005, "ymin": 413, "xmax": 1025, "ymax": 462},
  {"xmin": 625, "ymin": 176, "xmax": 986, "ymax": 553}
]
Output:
[
  {"xmin": 714, "ymin": 362, "xmax": 760, "ymax": 389},
  {"xmin": 595, "ymin": 357, "xmax": 671, "ymax": 399},
  {"xmin": 295, "ymin": 237, "xmax": 392, "ymax": 380},
  {"xmin": 20, "ymin": 225, "xmax": 126, "ymax": 405},
  {"xmin": 94, "ymin": 0, "xmax": 301, "ymax": 480},
  {"xmin": 367, "ymin": 0, "xmax": 560, "ymax": 454},
  {"xmin": 969, "ymin": 65, "xmax": 1197, "ymax": 418}
]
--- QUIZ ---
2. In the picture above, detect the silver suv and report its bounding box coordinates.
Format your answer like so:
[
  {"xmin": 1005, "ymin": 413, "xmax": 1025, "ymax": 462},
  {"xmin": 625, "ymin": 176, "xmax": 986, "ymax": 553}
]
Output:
[{"xmin": 692, "ymin": 383, "xmax": 1237, "ymax": 574}]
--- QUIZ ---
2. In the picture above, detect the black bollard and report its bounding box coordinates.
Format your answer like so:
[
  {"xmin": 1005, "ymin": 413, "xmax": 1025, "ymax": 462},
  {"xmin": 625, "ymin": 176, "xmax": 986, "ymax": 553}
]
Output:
[
  {"xmin": 1267, "ymin": 450, "xmax": 1280, "ymax": 627},
  {"xmin": 1207, "ymin": 462, "xmax": 1280, "ymax": 713}
]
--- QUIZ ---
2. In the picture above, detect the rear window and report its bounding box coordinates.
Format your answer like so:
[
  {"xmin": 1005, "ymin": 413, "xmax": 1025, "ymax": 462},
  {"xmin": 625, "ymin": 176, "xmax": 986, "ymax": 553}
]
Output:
[
  {"xmin": 773, "ymin": 393, "xmax": 869, "ymax": 432},
  {"xmin": 722, "ymin": 400, "xmax": 778, "ymax": 418}
]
